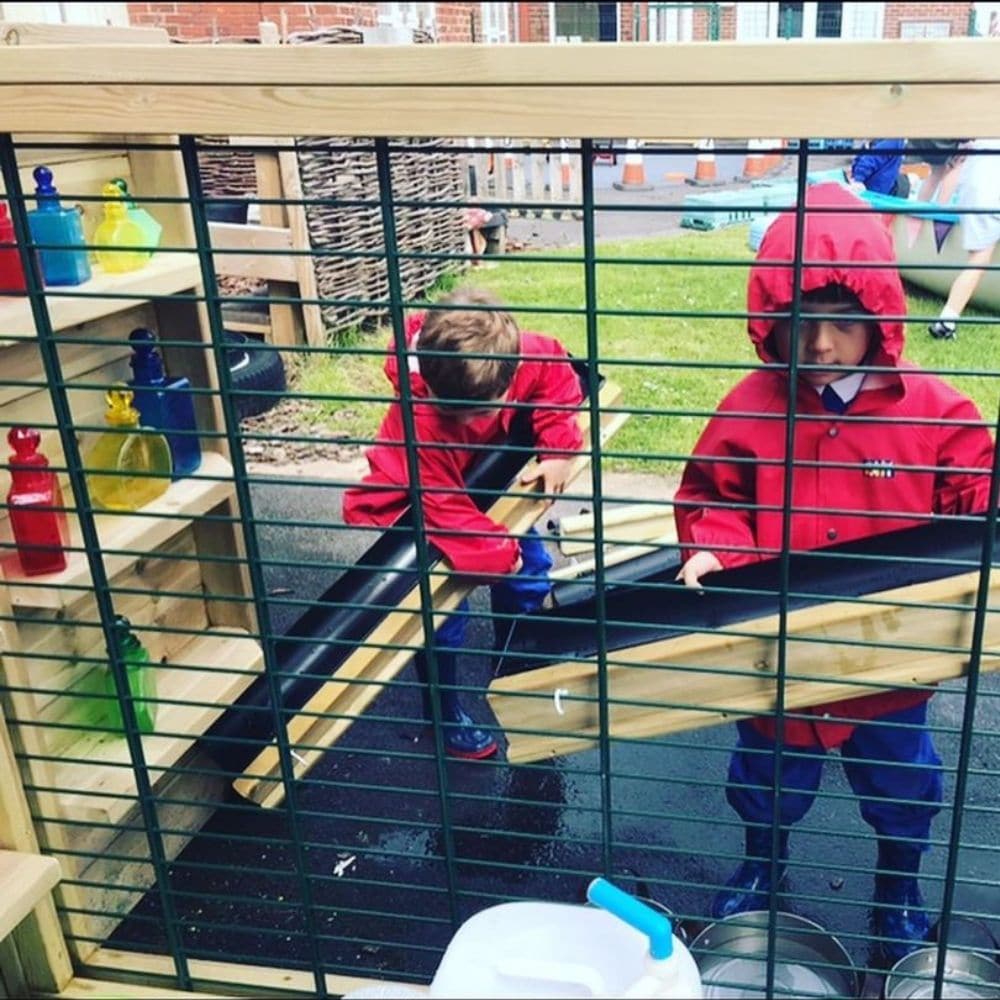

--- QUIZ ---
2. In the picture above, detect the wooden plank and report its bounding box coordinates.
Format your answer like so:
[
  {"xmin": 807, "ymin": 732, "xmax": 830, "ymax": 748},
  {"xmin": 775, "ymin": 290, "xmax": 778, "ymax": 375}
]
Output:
[
  {"xmin": 36, "ymin": 629, "xmax": 262, "ymax": 831},
  {"xmin": 1, "ymin": 452, "xmax": 236, "ymax": 611},
  {"xmin": 54, "ymin": 978, "xmax": 234, "ymax": 999},
  {"xmin": 0, "ymin": 39, "xmax": 995, "ymax": 87},
  {"xmin": 0, "ymin": 24, "xmax": 168, "ymax": 47},
  {"xmin": 557, "ymin": 502, "xmax": 676, "ymax": 556},
  {"xmin": 0, "ymin": 252, "xmax": 202, "ymax": 336},
  {"xmin": 550, "ymin": 533, "xmax": 677, "ymax": 581},
  {"xmin": 488, "ymin": 569, "xmax": 1000, "ymax": 764},
  {"xmin": 208, "ymin": 222, "xmax": 296, "ymax": 282},
  {"xmin": 48, "ymin": 748, "xmax": 227, "ymax": 960},
  {"xmin": 234, "ymin": 383, "xmax": 629, "ymax": 807},
  {"xmin": 84, "ymin": 947, "xmax": 429, "ymax": 998},
  {"xmin": 254, "ymin": 149, "xmax": 299, "ymax": 348},
  {"xmin": 0, "ymin": 82, "xmax": 996, "ymax": 138},
  {"xmin": 277, "ymin": 149, "xmax": 325, "ymax": 347},
  {"xmin": 0, "ymin": 850, "xmax": 60, "ymax": 941},
  {"xmin": 0, "ymin": 697, "xmax": 73, "ymax": 990}
]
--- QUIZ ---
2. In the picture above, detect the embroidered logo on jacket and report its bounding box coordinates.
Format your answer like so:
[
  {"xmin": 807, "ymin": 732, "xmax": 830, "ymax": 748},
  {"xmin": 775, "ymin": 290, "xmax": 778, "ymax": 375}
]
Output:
[{"xmin": 862, "ymin": 459, "xmax": 895, "ymax": 478}]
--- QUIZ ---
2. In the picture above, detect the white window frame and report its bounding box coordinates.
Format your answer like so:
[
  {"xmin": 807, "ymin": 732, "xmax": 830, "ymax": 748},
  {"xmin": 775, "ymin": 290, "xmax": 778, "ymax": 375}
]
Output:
[
  {"xmin": 649, "ymin": 3, "xmax": 694, "ymax": 42},
  {"xmin": 480, "ymin": 1, "xmax": 510, "ymax": 43},
  {"xmin": 734, "ymin": 2, "xmax": 884, "ymax": 41},
  {"xmin": 548, "ymin": 1, "xmax": 620, "ymax": 43},
  {"xmin": 898, "ymin": 19, "xmax": 952, "ymax": 39},
  {"xmin": 377, "ymin": 2, "xmax": 437, "ymax": 33}
]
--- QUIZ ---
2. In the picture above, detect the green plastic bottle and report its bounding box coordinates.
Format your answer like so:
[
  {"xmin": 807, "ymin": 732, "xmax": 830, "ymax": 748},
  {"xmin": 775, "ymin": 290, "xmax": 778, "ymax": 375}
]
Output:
[
  {"xmin": 94, "ymin": 182, "xmax": 148, "ymax": 273},
  {"xmin": 111, "ymin": 176, "xmax": 162, "ymax": 259},
  {"xmin": 104, "ymin": 616, "xmax": 156, "ymax": 734},
  {"xmin": 85, "ymin": 387, "xmax": 173, "ymax": 511}
]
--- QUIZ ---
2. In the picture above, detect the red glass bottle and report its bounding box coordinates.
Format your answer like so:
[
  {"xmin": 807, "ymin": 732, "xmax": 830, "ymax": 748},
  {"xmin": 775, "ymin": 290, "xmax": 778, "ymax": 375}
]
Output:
[
  {"xmin": 6, "ymin": 427, "xmax": 69, "ymax": 576},
  {"xmin": 0, "ymin": 202, "xmax": 27, "ymax": 294}
]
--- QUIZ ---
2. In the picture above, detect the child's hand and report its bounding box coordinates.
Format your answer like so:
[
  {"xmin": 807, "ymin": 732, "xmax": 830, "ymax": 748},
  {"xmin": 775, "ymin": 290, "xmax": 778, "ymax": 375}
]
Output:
[
  {"xmin": 521, "ymin": 458, "xmax": 573, "ymax": 503},
  {"xmin": 676, "ymin": 550, "xmax": 723, "ymax": 589}
]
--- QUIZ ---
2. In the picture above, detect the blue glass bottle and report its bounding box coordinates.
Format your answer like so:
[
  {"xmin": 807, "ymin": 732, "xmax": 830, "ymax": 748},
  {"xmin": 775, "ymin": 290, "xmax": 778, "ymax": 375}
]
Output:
[
  {"xmin": 127, "ymin": 327, "xmax": 201, "ymax": 478},
  {"xmin": 26, "ymin": 166, "xmax": 91, "ymax": 286}
]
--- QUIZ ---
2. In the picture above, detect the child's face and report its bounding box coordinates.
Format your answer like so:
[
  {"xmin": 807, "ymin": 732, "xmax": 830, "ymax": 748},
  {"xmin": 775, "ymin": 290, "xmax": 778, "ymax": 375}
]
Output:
[{"xmin": 770, "ymin": 300, "xmax": 875, "ymax": 386}]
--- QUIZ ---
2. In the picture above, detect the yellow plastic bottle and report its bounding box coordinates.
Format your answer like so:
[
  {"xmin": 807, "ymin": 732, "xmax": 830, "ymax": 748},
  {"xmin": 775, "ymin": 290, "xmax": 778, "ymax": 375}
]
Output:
[
  {"xmin": 94, "ymin": 182, "xmax": 148, "ymax": 273},
  {"xmin": 85, "ymin": 388, "xmax": 173, "ymax": 511}
]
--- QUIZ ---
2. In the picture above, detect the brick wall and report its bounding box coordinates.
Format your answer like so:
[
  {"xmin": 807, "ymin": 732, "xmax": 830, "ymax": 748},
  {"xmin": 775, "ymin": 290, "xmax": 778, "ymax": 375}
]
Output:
[
  {"xmin": 884, "ymin": 1, "xmax": 973, "ymax": 37},
  {"xmin": 517, "ymin": 2, "xmax": 550, "ymax": 42},
  {"xmin": 126, "ymin": 2, "xmax": 476, "ymax": 42}
]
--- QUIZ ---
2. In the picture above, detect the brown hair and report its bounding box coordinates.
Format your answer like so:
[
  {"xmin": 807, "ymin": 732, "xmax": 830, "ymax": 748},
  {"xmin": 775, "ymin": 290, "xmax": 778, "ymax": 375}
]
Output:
[{"xmin": 417, "ymin": 289, "xmax": 520, "ymax": 404}]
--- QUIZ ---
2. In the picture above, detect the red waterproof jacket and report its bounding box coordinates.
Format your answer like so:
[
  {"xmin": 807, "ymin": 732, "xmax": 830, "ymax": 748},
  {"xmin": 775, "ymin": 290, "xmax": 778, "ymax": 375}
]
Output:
[
  {"xmin": 675, "ymin": 184, "xmax": 995, "ymax": 746},
  {"xmin": 343, "ymin": 314, "xmax": 584, "ymax": 577}
]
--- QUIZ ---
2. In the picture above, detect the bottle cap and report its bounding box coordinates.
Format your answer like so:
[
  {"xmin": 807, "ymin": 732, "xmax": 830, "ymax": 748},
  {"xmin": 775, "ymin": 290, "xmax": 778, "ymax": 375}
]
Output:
[
  {"xmin": 101, "ymin": 182, "xmax": 128, "ymax": 219},
  {"xmin": 104, "ymin": 387, "xmax": 141, "ymax": 427},
  {"xmin": 113, "ymin": 615, "xmax": 142, "ymax": 654},
  {"xmin": 33, "ymin": 166, "xmax": 59, "ymax": 201},
  {"xmin": 7, "ymin": 427, "xmax": 47, "ymax": 467},
  {"xmin": 129, "ymin": 327, "xmax": 166, "ymax": 383}
]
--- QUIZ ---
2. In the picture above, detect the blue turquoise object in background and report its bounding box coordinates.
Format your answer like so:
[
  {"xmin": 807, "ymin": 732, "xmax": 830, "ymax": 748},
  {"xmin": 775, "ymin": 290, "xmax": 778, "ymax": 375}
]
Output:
[
  {"xmin": 27, "ymin": 165, "xmax": 91, "ymax": 286},
  {"xmin": 127, "ymin": 327, "xmax": 202, "ymax": 479}
]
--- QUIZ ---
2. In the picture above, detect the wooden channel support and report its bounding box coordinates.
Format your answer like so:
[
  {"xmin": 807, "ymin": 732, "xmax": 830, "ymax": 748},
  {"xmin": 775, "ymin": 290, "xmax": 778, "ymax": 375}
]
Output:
[
  {"xmin": 234, "ymin": 381, "xmax": 628, "ymax": 807},
  {"xmin": 488, "ymin": 568, "xmax": 1000, "ymax": 764}
]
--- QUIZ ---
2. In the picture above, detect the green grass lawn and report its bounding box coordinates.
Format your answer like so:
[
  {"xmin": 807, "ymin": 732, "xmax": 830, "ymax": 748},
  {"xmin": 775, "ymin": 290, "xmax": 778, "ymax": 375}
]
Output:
[{"xmin": 298, "ymin": 227, "xmax": 1000, "ymax": 474}]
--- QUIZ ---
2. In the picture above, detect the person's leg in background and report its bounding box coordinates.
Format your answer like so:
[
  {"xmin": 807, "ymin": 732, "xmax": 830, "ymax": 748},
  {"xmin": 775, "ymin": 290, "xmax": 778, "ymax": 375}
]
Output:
[
  {"xmin": 929, "ymin": 240, "xmax": 999, "ymax": 340},
  {"xmin": 414, "ymin": 598, "xmax": 498, "ymax": 759},
  {"xmin": 840, "ymin": 701, "xmax": 943, "ymax": 962},
  {"xmin": 714, "ymin": 719, "xmax": 828, "ymax": 919}
]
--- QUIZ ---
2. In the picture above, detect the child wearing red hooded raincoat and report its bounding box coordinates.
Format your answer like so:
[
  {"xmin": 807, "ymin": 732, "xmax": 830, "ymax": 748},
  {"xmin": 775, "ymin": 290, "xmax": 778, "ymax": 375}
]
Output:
[
  {"xmin": 344, "ymin": 291, "xmax": 584, "ymax": 759},
  {"xmin": 674, "ymin": 184, "xmax": 994, "ymax": 961}
]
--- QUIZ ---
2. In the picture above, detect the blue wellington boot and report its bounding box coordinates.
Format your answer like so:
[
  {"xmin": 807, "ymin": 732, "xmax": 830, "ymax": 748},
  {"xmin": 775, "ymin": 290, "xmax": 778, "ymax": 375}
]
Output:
[
  {"xmin": 712, "ymin": 826, "xmax": 789, "ymax": 920},
  {"xmin": 416, "ymin": 651, "xmax": 498, "ymax": 760},
  {"xmin": 873, "ymin": 840, "xmax": 931, "ymax": 963}
]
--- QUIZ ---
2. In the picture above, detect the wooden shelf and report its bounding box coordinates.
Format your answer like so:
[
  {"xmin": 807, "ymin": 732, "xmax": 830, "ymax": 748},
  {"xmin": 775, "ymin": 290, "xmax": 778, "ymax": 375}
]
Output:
[
  {"xmin": 49, "ymin": 628, "xmax": 263, "ymax": 830},
  {"xmin": 0, "ymin": 849, "xmax": 60, "ymax": 941},
  {"xmin": 0, "ymin": 252, "xmax": 202, "ymax": 338},
  {"xmin": 4, "ymin": 451, "xmax": 235, "ymax": 610}
]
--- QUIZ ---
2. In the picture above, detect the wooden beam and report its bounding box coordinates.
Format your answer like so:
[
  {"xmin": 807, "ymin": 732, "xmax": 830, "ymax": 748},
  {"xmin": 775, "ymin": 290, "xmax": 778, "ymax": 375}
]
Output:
[
  {"xmin": 556, "ymin": 501, "xmax": 676, "ymax": 556},
  {"xmin": 550, "ymin": 533, "xmax": 677, "ymax": 581},
  {"xmin": 488, "ymin": 569, "xmax": 1000, "ymax": 764},
  {"xmin": 0, "ymin": 40, "xmax": 995, "ymax": 87},
  {"xmin": 233, "ymin": 383, "xmax": 629, "ymax": 807},
  {"xmin": 208, "ymin": 222, "xmax": 297, "ymax": 283},
  {"xmin": 81, "ymin": 947, "xmax": 428, "ymax": 998},
  {"xmin": 0, "ymin": 82, "xmax": 994, "ymax": 138},
  {"xmin": 0, "ymin": 850, "xmax": 60, "ymax": 941}
]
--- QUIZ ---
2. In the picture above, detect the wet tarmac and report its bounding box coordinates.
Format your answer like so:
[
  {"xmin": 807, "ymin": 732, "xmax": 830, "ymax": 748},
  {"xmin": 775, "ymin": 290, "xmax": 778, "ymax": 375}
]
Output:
[{"xmin": 110, "ymin": 474, "xmax": 1000, "ymax": 992}]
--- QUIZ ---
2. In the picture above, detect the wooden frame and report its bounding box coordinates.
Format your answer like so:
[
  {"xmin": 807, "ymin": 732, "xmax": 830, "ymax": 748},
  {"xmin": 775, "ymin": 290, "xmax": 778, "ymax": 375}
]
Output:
[
  {"xmin": 0, "ymin": 40, "xmax": 996, "ymax": 137},
  {"xmin": 0, "ymin": 31, "xmax": 992, "ymax": 997},
  {"xmin": 488, "ymin": 569, "xmax": 1000, "ymax": 764}
]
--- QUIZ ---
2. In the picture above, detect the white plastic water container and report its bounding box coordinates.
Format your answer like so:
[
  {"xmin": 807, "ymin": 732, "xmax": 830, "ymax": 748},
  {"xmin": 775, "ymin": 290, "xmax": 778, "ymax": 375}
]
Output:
[{"xmin": 429, "ymin": 880, "xmax": 702, "ymax": 998}]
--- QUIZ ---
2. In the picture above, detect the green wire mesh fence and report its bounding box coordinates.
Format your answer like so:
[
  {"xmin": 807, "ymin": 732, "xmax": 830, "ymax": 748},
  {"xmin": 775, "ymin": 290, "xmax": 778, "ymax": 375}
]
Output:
[{"xmin": 0, "ymin": 131, "xmax": 998, "ymax": 998}]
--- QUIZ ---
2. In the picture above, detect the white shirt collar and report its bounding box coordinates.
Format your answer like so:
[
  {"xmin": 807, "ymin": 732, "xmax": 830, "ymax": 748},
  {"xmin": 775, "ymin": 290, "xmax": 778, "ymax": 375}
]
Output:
[{"xmin": 813, "ymin": 369, "xmax": 866, "ymax": 404}]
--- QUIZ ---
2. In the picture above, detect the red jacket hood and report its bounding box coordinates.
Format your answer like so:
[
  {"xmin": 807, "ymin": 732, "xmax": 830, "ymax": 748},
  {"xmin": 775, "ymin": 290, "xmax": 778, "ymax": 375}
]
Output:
[
  {"xmin": 383, "ymin": 314, "xmax": 432, "ymax": 395},
  {"xmin": 748, "ymin": 183, "xmax": 906, "ymax": 368}
]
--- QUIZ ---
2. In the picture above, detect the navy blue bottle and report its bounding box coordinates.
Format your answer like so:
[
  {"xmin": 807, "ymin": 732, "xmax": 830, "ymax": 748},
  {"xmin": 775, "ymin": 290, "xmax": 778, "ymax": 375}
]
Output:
[
  {"xmin": 27, "ymin": 166, "xmax": 91, "ymax": 286},
  {"xmin": 127, "ymin": 327, "xmax": 202, "ymax": 479}
]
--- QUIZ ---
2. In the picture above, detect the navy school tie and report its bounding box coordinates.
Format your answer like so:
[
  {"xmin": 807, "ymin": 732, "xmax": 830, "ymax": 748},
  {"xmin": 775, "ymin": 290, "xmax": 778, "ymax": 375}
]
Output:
[{"xmin": 821, "ymin": 384, "xmax": 848, "ymax": 414}]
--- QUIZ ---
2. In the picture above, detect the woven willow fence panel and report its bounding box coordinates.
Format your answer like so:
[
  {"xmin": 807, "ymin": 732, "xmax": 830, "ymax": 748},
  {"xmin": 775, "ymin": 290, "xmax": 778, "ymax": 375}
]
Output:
[{"xmin": 197, "ymin": 25, "xmax": 465, "ymax": 341}]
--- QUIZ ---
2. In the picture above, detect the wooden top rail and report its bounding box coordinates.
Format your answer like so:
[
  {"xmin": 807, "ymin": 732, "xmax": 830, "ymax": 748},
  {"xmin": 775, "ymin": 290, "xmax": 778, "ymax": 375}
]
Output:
[
  {"xmin": 0, "ymin": 849, "xmax": 60, "ymax": 941},
  {"xmin": 0, "ymin": 39, "xmax": 997, "ymax": 137}
]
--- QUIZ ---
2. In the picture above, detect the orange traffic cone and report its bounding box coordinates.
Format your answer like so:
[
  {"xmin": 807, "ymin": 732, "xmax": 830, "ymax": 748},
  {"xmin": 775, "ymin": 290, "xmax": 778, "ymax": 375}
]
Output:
[
  {"xmin": 559, "ymin": 139, "xmax": 573, "ymax": 191},
  {"xmin": 613, "ymin": 139, "xmax": 652, "ymax": 191},
  {"xmin": 686, "ymin": 139, "xmax": 720, "ymax": 186},
  {"xmin": 742, "ymin": 139, "xmax": 768, "ymax": 181}
]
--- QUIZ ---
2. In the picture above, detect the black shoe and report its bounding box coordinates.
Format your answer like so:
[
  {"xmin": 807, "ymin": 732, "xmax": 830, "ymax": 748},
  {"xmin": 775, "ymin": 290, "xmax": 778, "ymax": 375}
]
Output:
[{"xmin": 929, "ymin": 320, "xmax": 957, "ymax": 340}]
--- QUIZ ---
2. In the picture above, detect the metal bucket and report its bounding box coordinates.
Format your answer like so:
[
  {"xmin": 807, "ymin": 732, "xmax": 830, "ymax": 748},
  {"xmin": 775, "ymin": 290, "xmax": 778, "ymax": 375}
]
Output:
[
  {"xmin": 690, "ymin": 911, "xmax": 860, "ymax": 999},
  {"xmin": 884, "ymin": 947, "xmax": 1000, "ymax": 999}
]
